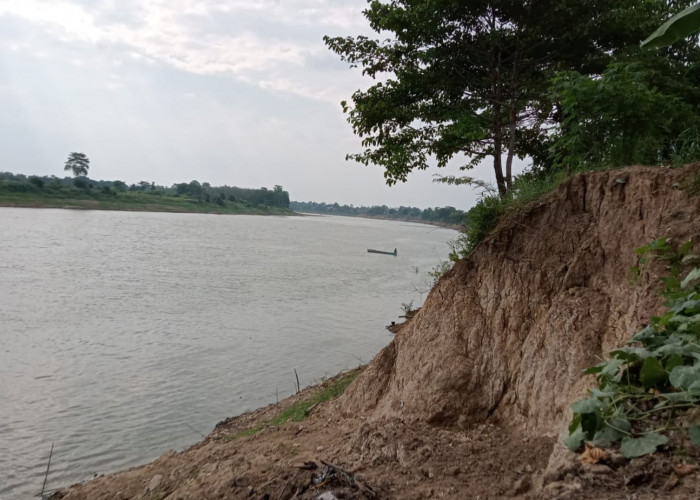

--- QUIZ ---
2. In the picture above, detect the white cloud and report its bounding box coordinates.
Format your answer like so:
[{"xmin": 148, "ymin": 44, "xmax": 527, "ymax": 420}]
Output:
[{"xmin": 0, "ymin": 0, "xmax": 369, "ymax": 101}]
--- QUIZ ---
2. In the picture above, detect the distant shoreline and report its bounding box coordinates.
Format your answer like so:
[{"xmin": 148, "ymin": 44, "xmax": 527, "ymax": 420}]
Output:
[
  {"xmin": 297, "ymin": 211, "xmax": 462, "ymax": 231},
  {"xmin": 0, "ymin": 196, "xmax": 463, "ymax": 229},
  {"xmin": 0, "ymin": 194, "xmax": 295, "ymax": 216}
]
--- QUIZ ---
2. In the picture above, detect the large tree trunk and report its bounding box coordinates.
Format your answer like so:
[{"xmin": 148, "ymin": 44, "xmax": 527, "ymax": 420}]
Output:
[
  {"xmin": 490, "ymin": 13, "xmax": 507, "ymax": 199},
  {"xmin": 505, "ymin": 33, "xmax": 521, "ymax": 193},
  {"xmin": 505, "ymin": 104, "xmax": 517, "ymax": 192},
  {"xmin": 493, "ymin": 109, "xmax": 507, "ymax": 198}
]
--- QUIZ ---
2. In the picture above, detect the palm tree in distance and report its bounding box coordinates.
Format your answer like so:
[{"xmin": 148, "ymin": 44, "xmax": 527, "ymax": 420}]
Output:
[{"xmin": 64, "ymin": 152, "xmax": 90, "ymax": 177}]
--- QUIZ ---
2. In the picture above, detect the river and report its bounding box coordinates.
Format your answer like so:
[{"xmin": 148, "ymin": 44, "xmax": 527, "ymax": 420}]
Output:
[{"xmin": 0, "ymin": 208, "xmax": 456, "ymax": 499}]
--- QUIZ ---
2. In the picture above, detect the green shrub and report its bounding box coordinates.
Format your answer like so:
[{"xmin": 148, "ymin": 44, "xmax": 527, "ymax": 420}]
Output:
[{"xmin": 565, "ymin": 239, "xmax": 700, "ymax": 458}]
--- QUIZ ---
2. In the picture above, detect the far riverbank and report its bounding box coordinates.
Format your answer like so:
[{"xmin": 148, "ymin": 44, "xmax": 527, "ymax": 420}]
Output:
[{"xmin": 0, "ymin": 191, "xmax": 295, "ymax": 216}]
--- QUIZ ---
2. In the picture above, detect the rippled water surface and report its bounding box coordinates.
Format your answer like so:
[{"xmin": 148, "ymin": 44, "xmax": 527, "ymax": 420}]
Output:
[{"xmin": 0, "ymin": 208, "xmax": 455, "ymax": 498}]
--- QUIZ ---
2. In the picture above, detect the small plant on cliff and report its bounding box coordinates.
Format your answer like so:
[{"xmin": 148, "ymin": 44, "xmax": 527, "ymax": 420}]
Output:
[
  {"xmin": 401, "ymin": 301, "xmax": 416, "ymax": 317},
  {"xmin": 428, "ymin": 260, "xmax": 453, "ymax": 286},
  {"xmin": 566, "ymin": 239, "xmax": 700, "ymax": 458}
]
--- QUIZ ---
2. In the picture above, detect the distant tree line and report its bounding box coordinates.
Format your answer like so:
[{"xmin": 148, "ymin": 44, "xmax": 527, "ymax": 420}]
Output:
[
  {"xmin": 290, "ymin": 200, "xmax": 465, "ymax": 226},
  {"xmin": 0, "ymin": 171, "xmax": 290, "ymax": 209}
]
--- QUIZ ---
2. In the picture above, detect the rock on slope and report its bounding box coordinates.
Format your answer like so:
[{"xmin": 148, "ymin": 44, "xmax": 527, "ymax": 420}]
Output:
[{"xmin": 342, "ymin": 165, "xmax": 700, "ymax": 435}]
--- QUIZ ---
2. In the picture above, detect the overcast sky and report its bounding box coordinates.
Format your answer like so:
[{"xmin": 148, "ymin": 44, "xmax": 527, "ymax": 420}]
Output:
[{"xmin": 0, "ymin": 0, "xmax": 527, "ymax": 210}]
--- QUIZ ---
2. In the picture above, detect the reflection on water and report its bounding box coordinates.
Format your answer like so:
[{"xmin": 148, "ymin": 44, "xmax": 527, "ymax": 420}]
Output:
[{"xmin": 0, "ymin": 208, "xmax": 455, "ymax": 498}]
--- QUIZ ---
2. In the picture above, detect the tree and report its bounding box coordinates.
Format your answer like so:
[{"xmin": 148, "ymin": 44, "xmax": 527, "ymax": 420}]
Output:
[
  {"xmin": 64, "ymin": 152, "xmax": 90, "ymax": 177},
  {"xmin": 550, "ymin": 1, "xmax": 700, "ymax": 170},
  {"xmin": 551, "ymin": 58, "xmax": 700, "ymax": 169},
  {"xmin": 325, "ymin": 1, "xmax": 685, "ymax": 197}
]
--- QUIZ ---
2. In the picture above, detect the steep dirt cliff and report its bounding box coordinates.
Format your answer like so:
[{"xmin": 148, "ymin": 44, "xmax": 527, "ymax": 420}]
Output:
[
  {"xmin": 343, "ymin": 165, "xmax": 700, "ymax": 436},
  {"xmin": 52, "ymin": 166, "xmax": 700, "ymax": 499}
]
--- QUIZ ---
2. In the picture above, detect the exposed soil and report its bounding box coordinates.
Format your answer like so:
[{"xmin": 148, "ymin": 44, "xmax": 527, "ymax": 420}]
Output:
[
  {"xmin": 50, "ymin": 165, "xmax": 700, "ymax": 499},
  {"xmin": 48, "ymin": 369, "xmax": 700, "ymax": 500}
]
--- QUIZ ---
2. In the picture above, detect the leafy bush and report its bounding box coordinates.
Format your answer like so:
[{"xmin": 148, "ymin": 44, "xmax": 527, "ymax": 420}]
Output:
[
  {"xmin": 28, "ymin": 176, "xmax": 44, "ymax": 189},
  {"xmin": 3, "ymin": 181, "xmax": 31, "ymax": 192},
  {"xmin": 565, "ymin": 239, "xmax": 700, "ymax": 458}
]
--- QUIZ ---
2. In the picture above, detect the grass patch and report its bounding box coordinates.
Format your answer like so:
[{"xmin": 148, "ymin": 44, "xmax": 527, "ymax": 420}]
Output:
[
  {"xmin": 687, "ymin": 170, "xmax": 700, "ymax": 196},
  {"xmin": 224, "ymin": 368, "xmax": 362, "ymax": 441}
]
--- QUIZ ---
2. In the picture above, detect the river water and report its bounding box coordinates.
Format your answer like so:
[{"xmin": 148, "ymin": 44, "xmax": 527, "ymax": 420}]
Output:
[{"xmin": 0, "ymin": 208, "xmax": 455, "ymax": 499}]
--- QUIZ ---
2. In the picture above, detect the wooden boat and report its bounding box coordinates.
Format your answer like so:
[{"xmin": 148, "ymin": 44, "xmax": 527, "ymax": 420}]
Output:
[{"xmin": 367, "ymin": 248, "xmax": 397, "ymax": 256}]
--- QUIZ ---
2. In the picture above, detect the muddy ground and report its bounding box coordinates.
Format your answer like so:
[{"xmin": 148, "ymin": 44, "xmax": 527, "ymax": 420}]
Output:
[{"xmin": 50, "ymin": 367, "xmax": 699, "ymax": 500}]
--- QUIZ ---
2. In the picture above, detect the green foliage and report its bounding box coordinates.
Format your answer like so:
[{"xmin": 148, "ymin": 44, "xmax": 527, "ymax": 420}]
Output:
[
  {"xmin": 326, "ymin": 1, "xmax": 683, "ymax": 196},
  {"xmin": 551, "ymin": 60, "xmax": 700, "ymax": 170},
  {"xmin": 225, "ymin": 369, "xmax": 361, "ymax": 441},
  {"xmin": 0, "ymin": 171, "xmax": 292, "ymax": 214},
  {"xmin": 642, "ymin": 3, "xmax": 700, "ymax": 48},
  {"xmin": 64, "ymin": 152, "xmax": 90, "ymax": 177},
  {"xmin": 428, "ymin": 260, "xmax": 453, "ymax": 286},
  {"xmin": 565, "ymin": 240, "xmax": 700, "ymax": 458},
  {"xmin": 400, "ymin": 301, "xmax": 415, "ymax": 317}
]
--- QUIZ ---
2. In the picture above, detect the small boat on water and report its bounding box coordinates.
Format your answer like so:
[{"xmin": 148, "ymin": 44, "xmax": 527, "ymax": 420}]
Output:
[{"xmin": 367, "ymin": 248, "xmax": 397, "ymax": 256}]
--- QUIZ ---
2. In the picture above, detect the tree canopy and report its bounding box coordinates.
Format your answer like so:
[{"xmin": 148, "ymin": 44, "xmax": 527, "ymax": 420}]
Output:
[
  {"xmin": 64, "ymin": 152, "xmax": 90, "ymax": 178},
  {"xmin": 326, "ymin": 1, "xmax": 700, "ymax": 196}
]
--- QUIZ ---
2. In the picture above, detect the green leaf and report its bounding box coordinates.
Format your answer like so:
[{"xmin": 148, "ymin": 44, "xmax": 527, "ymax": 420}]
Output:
[
  {"xmin": 593, "ymin": 417, "xmax": 631, "ymax": 447},
  {"xmin": 584, "ymin": 363, "xmax": 605, "ymax": 375},
  {"xmin": 590, "ymin": 388, "xmax": 616, "ymax": 400},
  {"xmin": 682, "ymin": 268, "xmax": 700, "ymax": 289},
  {"xmin": 581, "ymin": 412, "xmax": 603, "ymax": 440},
  {"xmin": 600, "ymin": 358, "xmax": 625, "ymax": 377},
  {"xmin": 610, "ymin": 347, "xmax": 652, "ymax": 362},
  {"xmin": 680, "ymin": 241, "xmax": 694, "ymax": 256},
  {"xmin": 640, "ymin": 356, "xmax": 668, "ymax": 388},
  {"xmin": 620, "ymin": 433, "xmax": 668, "ymax": 458},
  {"xmin": 688, "ymin": 380, "xmax": 700, "ymax": 396},
  {"xmin": 609, "ymin": 416, "xmax": 632, "ymax": 433},
  {"xmin": 655, "ymin": 341, "xmax": 687, "ymax": 357},
  {"xmin": 593, "ymin": 425, "xmax": 622, "ymax": 447},
  {"xmin": 564, "ymin": 424, "xmax": 586, "ymax": 451},
  {"xmin": 569, "ymin": 413, "xmax": 582, "ymax": 434},
  {"xmin": 631, "ymin": 326, "xmax": 656, "ymax": 343},
  {"xmin": 669, "ymin": 365, "xmax": 700, "ymax": 390},
  {"xmin": 689, "ymin": 425, "xmax": 700, "ymax": 446},
  {"xmin": 665, "ymin": 355, "xmax": 685, "ymax": 373},
  {"xmin": 572, "ymin": 398, "xmax": 604, "ymax": 414}
]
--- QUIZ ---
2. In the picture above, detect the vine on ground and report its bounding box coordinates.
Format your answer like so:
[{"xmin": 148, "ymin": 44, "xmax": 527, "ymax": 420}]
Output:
[{"xmin": 566, "ymin": 238, "xmax": 700, "ymax": 458}]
